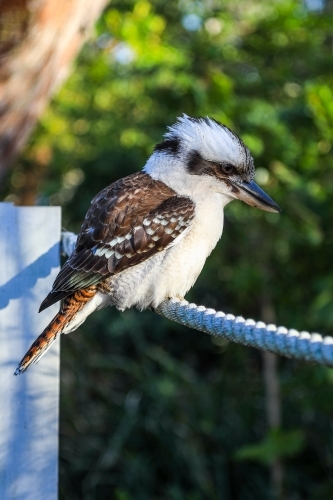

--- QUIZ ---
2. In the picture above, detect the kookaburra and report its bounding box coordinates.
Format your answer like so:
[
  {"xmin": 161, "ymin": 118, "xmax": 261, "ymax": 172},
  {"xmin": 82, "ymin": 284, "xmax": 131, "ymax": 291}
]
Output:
[{"xmin": 15, "ymin": 115, "xmax": 280, "ymax": 375}]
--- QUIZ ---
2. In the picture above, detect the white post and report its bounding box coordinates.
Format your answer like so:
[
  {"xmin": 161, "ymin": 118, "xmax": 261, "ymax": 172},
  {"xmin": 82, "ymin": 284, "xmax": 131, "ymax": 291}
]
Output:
[{"xmin": 0, "ymin": 203, "xmax": 61, "ymax": 500}]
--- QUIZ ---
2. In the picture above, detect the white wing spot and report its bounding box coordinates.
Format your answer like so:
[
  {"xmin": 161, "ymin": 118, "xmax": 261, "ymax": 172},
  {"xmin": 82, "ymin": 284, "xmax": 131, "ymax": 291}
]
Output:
[
  {"xmin": 95, "ymin": 247, "xmax": 107, "ymax": 257},
  {"xmin": 105, "ymin": 249, "xmax": 115, "ymax": 258}
]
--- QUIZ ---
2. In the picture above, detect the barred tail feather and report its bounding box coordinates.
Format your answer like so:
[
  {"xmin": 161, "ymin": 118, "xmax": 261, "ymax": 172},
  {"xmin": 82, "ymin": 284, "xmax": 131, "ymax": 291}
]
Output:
[
  {"xmin": 14, "ymin": 286, "xmax": 97, "ymax": 375},
  {"xmin": 14, "ymin": 316, "xmax": 62, "ymax": 375}
]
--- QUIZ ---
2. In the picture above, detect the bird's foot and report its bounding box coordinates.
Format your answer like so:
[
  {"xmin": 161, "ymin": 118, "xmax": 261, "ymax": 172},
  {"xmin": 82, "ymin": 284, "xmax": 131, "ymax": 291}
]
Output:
[{"xmin": 166, "ymin": 295, "xmax": 185, "ymax": 302}]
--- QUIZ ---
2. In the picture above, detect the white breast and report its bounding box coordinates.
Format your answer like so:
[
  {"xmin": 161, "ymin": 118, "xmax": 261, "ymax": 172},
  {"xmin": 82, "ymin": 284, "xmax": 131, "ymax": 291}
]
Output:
[{"xmin": 148, "ymin": 192, "xmax": 225, "ymax": 307}]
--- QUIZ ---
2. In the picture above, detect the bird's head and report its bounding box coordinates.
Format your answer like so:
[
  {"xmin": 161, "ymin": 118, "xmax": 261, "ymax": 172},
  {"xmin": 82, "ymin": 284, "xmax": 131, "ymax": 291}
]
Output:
[{"xmin": 144, "ymin": 114, "xmax": 280, "ymax": 213}]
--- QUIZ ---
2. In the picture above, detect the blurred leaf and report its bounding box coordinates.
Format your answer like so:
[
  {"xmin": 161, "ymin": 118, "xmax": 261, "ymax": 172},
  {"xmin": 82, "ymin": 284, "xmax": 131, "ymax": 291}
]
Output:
[{"xmin": 234, "ymin": 428, "xmax": 305, "ymax": 464}]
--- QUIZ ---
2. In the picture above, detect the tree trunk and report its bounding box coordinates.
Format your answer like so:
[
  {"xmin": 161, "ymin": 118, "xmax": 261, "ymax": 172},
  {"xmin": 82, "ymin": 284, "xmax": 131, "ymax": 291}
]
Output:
[
  {"xmin": 0, "ymin": 0, "xmax": 108, "ymax": 188},
  {"xmin": 261, "ymin": 295, "xmax": 284, "ymax": 500}
]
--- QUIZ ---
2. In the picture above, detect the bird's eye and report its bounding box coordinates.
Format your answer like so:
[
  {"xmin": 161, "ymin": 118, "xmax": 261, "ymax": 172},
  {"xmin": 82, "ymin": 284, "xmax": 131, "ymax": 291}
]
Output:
[{"xmin": 220, "ymin": 163, "xmax": 234, "ymax": 175}]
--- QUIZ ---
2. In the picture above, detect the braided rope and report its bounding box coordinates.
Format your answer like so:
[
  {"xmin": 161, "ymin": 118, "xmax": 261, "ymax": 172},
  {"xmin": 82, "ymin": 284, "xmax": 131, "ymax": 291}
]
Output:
[
  {"xmin": 156, "ymin": 299, "xmax": 333, "ymax": 366},
  {"xmin": 61, "ymin": 231, "xmax": 333, "ymax": 367}
]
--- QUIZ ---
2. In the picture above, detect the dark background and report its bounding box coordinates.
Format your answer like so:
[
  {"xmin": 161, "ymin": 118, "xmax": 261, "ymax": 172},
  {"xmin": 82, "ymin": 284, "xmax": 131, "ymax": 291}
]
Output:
[{"xmin": 3, "ymin": 0, "xmax": 333, "ymax": 498}]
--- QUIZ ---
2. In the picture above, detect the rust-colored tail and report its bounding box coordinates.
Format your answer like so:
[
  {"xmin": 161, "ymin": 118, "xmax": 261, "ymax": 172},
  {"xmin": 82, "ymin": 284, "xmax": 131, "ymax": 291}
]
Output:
[{"xmin": 14, "ymin": 287, "xmax": 96, "ymax": 375}]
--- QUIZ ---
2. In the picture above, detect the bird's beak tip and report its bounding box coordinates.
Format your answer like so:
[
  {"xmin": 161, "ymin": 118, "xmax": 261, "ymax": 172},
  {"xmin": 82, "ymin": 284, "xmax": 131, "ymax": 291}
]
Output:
[
  {"xmin": 264, "ymin": 204, "xmax": 281, "ymax": 214},
  {"xmin": 232, "ymin": 179, "xmax": 281, "ymax": 214}
]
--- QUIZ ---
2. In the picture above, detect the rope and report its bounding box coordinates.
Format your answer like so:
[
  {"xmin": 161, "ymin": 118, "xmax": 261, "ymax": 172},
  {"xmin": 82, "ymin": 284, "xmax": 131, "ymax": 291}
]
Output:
[{"xmin": 61, "ymin": 231, "xmax": 333, "ymax": 367}]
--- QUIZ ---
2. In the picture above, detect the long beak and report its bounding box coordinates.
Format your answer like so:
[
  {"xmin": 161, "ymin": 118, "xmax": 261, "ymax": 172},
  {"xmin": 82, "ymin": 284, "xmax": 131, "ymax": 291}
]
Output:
[{"xmin": 231, "ymin": 179, "xmax": 281, "ymax": 213}]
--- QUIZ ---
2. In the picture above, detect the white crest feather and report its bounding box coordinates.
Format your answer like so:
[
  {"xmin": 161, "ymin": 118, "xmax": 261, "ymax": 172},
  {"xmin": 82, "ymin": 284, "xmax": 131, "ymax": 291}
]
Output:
[{"xmin": 165, "ymin": 114, "xmax": 246, "ymax": 165}]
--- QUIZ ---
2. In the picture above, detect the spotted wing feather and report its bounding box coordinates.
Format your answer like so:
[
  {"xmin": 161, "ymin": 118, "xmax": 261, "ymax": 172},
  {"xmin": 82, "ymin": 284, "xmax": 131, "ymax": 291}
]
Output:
[{"xmin": 40, "ymin": 172, "xmax": 195, "ymax": 312}]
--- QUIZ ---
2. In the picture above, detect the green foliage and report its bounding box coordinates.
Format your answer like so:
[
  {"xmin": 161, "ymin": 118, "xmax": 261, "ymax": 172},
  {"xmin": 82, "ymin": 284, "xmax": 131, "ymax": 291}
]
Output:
[
  {"xmin": 6, "ymin": 0, "xmax": 333, "ymax": 498},
  {"xmin": 234, "ymin": 428, "xmax": 305, "ymax": 464}
]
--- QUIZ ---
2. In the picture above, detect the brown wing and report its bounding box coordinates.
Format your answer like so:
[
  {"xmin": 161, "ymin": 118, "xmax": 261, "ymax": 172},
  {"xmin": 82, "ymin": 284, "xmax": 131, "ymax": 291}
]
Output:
[{"xmin": 39, "ymin": 172, "xmax": 195, "ymax": 311}]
